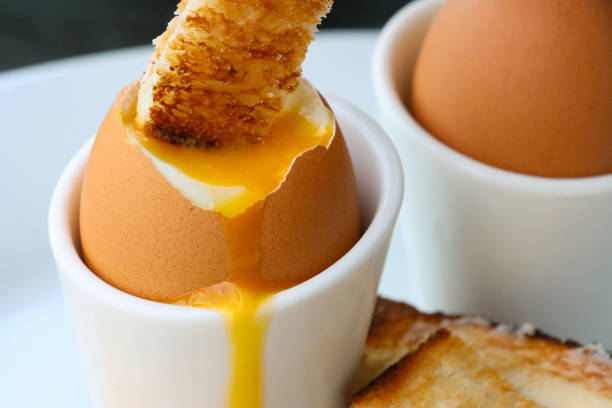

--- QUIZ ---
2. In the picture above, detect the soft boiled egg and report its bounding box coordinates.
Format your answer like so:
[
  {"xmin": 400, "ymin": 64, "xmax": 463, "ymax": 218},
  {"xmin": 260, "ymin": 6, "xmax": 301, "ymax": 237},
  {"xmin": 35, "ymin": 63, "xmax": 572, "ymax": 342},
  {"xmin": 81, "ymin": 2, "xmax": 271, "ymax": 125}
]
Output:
[
  {"xmin": 79, "ymin": 78, "xmax": 360, "ymax": 408},
  {"xmin": 410, "ymin": 0, "xmax": 612, "ymax": 178}
]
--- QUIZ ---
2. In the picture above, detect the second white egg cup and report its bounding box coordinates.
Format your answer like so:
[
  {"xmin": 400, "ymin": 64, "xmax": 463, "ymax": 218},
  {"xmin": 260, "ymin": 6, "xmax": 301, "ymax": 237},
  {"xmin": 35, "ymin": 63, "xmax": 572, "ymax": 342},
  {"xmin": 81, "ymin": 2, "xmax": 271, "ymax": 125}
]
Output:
[
  {"xmin": 373, "ymin": 0, "xmax": 612, "ymax": 347},
  {"xmin": 49, "ymin": 96, "xmax": 403, "ymax": 408}
]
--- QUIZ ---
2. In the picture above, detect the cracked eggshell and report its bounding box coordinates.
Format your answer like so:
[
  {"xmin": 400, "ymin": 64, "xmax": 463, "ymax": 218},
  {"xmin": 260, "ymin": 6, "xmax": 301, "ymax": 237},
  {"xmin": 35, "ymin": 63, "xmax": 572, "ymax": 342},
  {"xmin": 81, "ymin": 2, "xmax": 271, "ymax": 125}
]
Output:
[{"xmin": 79, "ymin": 86, "xmax": 360, "ymax": 301}]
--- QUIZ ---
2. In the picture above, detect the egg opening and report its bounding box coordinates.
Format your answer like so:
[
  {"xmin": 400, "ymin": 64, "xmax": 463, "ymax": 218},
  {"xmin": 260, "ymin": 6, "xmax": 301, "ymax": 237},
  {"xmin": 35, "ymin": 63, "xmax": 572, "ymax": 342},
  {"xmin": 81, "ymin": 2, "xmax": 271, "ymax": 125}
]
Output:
[{"xmin": 123, "ymin": 79, "xmax": 335, "ymax": 218}]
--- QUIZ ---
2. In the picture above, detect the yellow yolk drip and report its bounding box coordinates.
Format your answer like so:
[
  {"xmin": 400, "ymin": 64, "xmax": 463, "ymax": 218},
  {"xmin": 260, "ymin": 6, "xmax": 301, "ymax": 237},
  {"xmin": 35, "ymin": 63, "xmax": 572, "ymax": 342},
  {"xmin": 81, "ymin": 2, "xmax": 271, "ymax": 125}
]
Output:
[
  {"xmin": 127, "ymin": 98, "xmax": 333, "ymax": 408},
  {"xmin": 168, "ymin": 279, "xmax": 302, "ymax": 408}
]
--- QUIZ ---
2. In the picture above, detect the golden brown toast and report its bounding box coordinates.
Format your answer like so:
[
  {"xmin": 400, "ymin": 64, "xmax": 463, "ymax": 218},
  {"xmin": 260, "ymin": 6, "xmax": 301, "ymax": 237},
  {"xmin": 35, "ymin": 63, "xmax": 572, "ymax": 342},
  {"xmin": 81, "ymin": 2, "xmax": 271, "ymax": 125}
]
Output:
[
  {"xmin": 353, "ymin": 329, "xmax": 543, "ymax": 408},
  {"xmin": 353, "ymin": 298, "xmax": 612, "ymax": 407},
  {"xmin": 137, "ymin": 0, "xmax": 333, "ymax": 147}
]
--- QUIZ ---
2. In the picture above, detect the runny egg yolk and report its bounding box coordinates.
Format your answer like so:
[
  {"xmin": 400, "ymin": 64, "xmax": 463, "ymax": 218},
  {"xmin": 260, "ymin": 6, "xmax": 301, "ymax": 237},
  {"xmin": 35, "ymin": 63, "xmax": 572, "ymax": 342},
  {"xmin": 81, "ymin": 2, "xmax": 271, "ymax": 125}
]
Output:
[
  {"xmin": 132, "ymin": 110, "xmax": 333, "ymax": 218},
  {"xmin": 123, "ymin": 97, "xmax": 333, "ymax": 408}
]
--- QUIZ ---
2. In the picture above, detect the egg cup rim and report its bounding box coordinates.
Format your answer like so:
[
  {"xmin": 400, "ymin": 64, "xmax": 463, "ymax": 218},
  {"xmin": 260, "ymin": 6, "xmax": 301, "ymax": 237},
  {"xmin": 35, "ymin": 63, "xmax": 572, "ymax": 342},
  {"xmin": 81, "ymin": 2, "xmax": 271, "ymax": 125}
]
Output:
[
  {"xmin": 48, "ymin": 95, "xmax": 404, "ymax": 321},
  {"xmin": 373, "ymin": 0, "xmax": 612, "ymax": 196}
]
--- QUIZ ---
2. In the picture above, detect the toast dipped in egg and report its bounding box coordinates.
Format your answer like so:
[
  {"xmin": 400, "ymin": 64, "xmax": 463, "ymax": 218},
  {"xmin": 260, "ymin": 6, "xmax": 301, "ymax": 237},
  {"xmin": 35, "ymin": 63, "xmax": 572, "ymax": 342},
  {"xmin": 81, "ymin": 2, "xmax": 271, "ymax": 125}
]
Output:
[
  {"xmin": 79, "ymin": 2, "xmax": 360, "ymax": 407},
  {"xmin": 80, "ymin": 0, "xmax": 360, "ymax": 301}
]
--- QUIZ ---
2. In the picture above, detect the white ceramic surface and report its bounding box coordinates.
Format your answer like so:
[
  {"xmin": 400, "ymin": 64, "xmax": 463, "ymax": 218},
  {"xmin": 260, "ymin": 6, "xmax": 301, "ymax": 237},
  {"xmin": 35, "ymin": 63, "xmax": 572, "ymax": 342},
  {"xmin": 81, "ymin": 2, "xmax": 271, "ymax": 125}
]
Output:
[
  {"xmin": 1, "ymin": 31, "xmax": 415, "ymax": 408},
  {"xmin": 373, "ymin": 0, "xmax": 612, "ymax": 347},
  {"xmin": 48, "ymin": 94, "xmax": 402, "ymax": 408}
]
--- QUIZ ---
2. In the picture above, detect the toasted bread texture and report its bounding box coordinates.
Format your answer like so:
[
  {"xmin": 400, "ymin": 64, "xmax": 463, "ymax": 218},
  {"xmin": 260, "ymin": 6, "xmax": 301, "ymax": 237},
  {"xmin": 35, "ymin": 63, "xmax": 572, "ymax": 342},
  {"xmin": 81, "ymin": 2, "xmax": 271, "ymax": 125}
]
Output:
[
  {"xmin": 354, "ymin": 298, "xmax": 444, "ymax": 391},
  {"xmin": 353, "ymin": 329, "xmax": 543, "ymax": 408},
  {"xmin": 353, "ymin": 298, "xmax": 612, "ymax": 408},
  {"xmin": 137, "ymin": 0, "xmax": 333, "ymax": 147}
]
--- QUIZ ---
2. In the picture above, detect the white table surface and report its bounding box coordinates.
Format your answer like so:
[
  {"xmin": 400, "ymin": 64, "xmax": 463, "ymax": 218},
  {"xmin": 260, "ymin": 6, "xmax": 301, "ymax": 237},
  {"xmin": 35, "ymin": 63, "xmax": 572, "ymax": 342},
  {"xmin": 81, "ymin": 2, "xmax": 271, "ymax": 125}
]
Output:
[{"xmin": 0, "ymin": 29, "xmax": 412, "ymax": 407}]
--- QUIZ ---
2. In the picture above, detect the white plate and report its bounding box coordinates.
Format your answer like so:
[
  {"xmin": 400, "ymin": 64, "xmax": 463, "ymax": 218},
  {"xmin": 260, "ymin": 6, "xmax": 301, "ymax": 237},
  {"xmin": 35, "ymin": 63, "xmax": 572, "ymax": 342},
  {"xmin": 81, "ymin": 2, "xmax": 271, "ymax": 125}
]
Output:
[{"xmin": 0, "ymin": 30, "xmax": 412, "ymax": 407}]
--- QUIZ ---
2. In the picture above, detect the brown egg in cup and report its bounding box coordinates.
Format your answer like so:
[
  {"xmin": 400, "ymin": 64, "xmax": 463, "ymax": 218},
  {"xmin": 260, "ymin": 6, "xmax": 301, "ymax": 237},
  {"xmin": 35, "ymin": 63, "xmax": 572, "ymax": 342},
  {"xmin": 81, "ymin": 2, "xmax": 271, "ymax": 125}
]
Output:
[{"xmin": 80, "ymin": 82, "xmax": 361, "ymax": 301}]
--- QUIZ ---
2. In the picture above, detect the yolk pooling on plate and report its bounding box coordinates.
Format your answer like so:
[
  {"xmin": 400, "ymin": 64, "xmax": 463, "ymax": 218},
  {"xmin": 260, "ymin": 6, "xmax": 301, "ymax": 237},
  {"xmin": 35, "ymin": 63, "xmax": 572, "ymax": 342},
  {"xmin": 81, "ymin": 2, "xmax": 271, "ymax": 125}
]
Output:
[{"xmin": 122, "ymin": 96, "xmax": 334, "ymax": 408}]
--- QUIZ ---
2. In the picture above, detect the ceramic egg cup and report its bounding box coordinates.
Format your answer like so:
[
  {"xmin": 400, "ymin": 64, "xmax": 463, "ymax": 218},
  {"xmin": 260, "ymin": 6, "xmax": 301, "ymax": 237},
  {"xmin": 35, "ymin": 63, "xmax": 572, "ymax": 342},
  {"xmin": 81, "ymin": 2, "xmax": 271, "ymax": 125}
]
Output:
[
  {"xmin": 373, "ymin": 0, "xmax": 612, "ymax": 347},
  {"xmin": 49, "ymin": 96, "xmax": 403, "ymax": 408}
]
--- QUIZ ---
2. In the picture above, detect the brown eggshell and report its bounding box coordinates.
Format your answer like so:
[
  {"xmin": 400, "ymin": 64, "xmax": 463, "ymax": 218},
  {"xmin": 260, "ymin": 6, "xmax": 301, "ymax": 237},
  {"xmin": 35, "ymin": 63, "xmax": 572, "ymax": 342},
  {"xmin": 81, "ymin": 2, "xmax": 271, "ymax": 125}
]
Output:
[
  {"xmin": 261, "ymin": 112, "xmax": 360, "ymax": 281},
  {"xmin": 80, "ymin": 86, "xmax": 360, "ymax": 301},
  {"xmin": 410, "ymin": 0, "xmax": 612, "ymax": 178}
]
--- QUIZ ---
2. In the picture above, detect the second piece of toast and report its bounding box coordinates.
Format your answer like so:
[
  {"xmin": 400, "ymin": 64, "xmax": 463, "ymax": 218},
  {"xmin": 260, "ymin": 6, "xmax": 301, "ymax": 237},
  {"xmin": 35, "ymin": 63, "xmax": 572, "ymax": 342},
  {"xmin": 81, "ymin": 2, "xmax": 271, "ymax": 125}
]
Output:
[
  {"xmin": 353, "ymin": 298, "xmax": 612, "ymax": 408},
  {"xmin": 353, "ymin": 328, "xmax": 543, "ymax": 408}
]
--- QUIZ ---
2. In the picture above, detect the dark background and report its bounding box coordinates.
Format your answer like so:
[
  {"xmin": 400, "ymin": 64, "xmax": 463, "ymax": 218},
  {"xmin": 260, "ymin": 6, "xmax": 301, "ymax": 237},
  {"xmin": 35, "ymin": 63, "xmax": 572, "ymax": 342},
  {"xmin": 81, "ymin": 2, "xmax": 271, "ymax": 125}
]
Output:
[{"xmin": 1, "ymin": 0, "xmax": 409, "ymax": 71}]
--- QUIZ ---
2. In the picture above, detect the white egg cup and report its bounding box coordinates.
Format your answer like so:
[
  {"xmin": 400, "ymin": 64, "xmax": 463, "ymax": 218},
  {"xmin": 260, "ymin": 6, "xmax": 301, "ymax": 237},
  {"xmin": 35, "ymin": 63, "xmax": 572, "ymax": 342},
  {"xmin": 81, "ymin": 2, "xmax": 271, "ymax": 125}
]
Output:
[
  {"xmin": 48, "ymin": 96, "xmax": 403, "ymax": 408},
  {"xmin": 373, "ymin": 0, "xmax": 612, "ymax": 347}
]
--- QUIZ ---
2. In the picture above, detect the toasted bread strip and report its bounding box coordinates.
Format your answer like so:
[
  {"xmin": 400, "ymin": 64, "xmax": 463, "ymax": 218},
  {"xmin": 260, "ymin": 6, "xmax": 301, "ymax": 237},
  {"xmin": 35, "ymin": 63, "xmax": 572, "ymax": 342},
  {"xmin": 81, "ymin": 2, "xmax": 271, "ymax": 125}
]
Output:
[
  {"xmin": 137, "ymin": 0, "xmax": 333, "ymax": 147},
  {"xmin": 352, "ymin": 329, "xmax": 542, "ymax": 408},
  {"xmin": 355, "ymin": 298, "xmax": 612, "ymax": 407}
]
